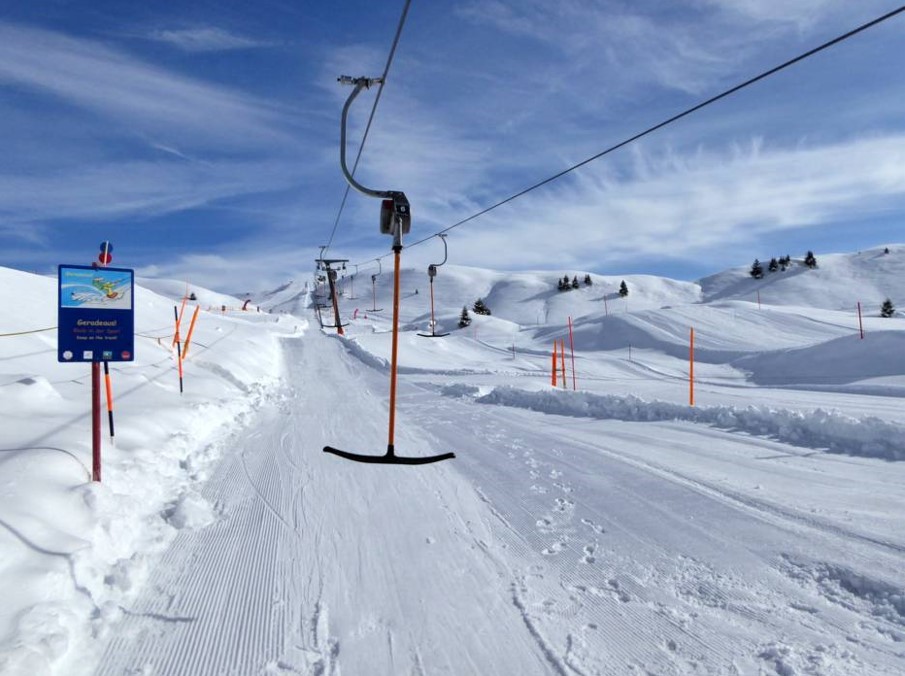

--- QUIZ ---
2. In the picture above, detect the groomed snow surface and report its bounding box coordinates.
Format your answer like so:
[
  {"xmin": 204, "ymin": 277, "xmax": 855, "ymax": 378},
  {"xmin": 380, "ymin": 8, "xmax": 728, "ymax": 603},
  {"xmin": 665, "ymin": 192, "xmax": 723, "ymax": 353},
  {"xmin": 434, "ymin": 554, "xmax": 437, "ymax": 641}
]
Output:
[{"xmin": 1, "ymin": 247, "xmax": 904, "ymax": 675}]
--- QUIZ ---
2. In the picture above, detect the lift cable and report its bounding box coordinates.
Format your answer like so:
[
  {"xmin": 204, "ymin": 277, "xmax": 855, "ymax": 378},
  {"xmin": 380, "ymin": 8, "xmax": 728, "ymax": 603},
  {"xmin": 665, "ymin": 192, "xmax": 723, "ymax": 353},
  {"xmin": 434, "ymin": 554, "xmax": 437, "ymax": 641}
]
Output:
[
  {"xmin": 322, "ymin": 0, "xmax": 413, "ymax": 258},
  {"xmin": 351, "ymin": 3, "xmax": 905, "ymax": 268}
]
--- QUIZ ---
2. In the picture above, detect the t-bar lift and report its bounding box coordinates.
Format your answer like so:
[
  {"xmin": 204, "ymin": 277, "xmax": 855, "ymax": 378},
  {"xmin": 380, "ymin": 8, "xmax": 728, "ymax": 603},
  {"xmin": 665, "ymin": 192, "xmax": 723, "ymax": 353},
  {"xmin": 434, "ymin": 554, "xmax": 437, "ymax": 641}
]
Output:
[
  {"xmin": 417, "ymin": 234, "xmax": 450, "ymax": 338},
  {"xmin": 323, "ymin": 75, "xmax": 455, "ymax": 465},
  {"xmin": 315, "ymin": 258, "xmax": 349, "ymax": 334},
  {"xmin": 369, "ymin": 258, "xmax": 384, "ymax": 312}
]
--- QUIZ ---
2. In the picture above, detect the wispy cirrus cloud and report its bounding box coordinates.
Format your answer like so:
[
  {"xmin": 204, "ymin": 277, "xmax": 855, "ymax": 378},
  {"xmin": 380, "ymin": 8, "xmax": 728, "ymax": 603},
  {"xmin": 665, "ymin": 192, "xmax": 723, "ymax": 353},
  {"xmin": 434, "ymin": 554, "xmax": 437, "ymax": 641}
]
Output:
[
  {"xmin": 0, "ymin": 21, "xmax": 296, "ymax": 149},
  {"xmin": 145, "ymin": 27, "xmax": 275, "ymax": 52},
  {"xmin": 0, "ymin": 158, "xmax": 304, "ymax": 223},
  {"xmin": 412, "ymin": 133, "xmax": 905, "ymax": 272},
  {"xmin": 0, "ymin": 21, "xmax": 327, "ymax": 241}
]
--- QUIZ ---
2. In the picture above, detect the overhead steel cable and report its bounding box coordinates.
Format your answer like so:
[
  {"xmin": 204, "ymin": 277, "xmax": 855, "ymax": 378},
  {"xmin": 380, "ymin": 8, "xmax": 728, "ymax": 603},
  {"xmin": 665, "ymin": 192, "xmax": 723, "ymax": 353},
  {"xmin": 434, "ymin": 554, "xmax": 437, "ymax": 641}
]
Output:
[
  {"xmin": 322, "ymin": 0, "xmax": 412, "ymax": 258},
  {"xmin": 353, "ymin": 4, "xmax": 905, "ymax": 267}
]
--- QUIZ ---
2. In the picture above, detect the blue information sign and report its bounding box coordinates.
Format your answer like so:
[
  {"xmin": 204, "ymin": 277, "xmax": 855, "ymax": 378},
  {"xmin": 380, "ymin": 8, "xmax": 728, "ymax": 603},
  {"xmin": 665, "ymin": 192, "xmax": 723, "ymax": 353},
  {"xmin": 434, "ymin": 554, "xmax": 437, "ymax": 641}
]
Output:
[{"xmin": 58, "ymin": 265, "xmax": 135, "ymax": 362}]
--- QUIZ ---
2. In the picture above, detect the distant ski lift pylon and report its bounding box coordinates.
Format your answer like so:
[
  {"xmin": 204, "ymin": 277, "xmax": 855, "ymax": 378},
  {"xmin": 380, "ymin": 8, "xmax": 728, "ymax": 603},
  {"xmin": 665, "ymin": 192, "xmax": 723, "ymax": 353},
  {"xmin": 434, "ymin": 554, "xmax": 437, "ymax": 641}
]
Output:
[
  {"xmin": 323, "ymin": 74, "xmax": 455, "ymax": 466},
  {"xmin": 369, "ymin": 258, "xmax": 383, "ymax": 312},
  {"xmin": 418, "ymin": 234, "xmax": 450, "ymax": 338},
  {"xmin": 316, "ymin": 261, "xmax": 349, "ymax": 333}
]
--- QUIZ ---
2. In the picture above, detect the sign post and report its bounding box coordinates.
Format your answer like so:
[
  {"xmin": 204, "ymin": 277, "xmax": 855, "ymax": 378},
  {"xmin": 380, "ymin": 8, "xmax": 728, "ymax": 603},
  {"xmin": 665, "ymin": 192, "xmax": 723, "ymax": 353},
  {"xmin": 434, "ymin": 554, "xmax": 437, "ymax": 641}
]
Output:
[{"xmin": 58, "ymin": 264, "xmax": 135, "ymax": 481}]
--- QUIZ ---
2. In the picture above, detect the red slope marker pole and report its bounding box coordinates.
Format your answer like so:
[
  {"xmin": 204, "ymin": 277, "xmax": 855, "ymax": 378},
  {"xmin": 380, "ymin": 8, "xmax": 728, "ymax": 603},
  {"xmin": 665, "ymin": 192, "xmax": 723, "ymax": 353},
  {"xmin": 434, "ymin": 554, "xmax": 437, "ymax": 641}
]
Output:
[
  {"xmin": 172, "ymin": 296, "xmax": 187, "ymax": 348},
  {"xmin": 182, "ymin": 306, "xmax": 200, "ymax": 359},
  {"xmin": 689, "ymin": 326, "xmax": 695, "ymax": 407},
  {"xmin": 103, "ymin": 361, "xmax": 114, "ymax": 441},
  {"xmin": 559, "ymin": 339, "xmax": 569, "ymax": 389},
  {"xmin": 552, "ymin": 342, "xmax": 557, "ymax": 387},
  {"xmin": 568, "ymin": 315, "xmax": 577, "ymax": 390},
  {"xmin": 98, "ymin": 246, "xmax": 115, "ymax": 443}
]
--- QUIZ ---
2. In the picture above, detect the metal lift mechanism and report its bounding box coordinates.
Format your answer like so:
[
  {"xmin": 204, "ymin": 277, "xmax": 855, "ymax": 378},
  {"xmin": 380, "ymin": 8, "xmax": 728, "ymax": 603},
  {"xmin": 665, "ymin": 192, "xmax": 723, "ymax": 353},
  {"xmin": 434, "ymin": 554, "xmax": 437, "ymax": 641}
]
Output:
[
  {"xmin": 348, "ymin": 264, "xmax": 358, "ymax": 300},
  {"xmin": 323, "ymin": 75, "xmax": 455, "ymax": 466},
  {"xmin": 369, "ymin": 258, "xmax": 384, "ymax": 312},
  {"xmin": 417, "ymin": 234, "xmax": 450, "ymax": 338},
  {"xmin": 316, "ymin": 258, "xmax": 349, "ymax": 333}
]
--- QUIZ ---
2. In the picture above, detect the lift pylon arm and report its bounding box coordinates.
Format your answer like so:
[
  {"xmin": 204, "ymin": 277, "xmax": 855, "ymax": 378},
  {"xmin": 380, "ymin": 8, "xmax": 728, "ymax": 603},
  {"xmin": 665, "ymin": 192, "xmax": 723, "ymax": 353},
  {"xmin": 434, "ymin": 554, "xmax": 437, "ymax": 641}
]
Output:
[
  {"xmin": 338, "ymin": 76, "xmax": 391, "ymax": 200},
  {"xmin": 325, "ymin": 72, "xmax": 454, "ymax": 466}
]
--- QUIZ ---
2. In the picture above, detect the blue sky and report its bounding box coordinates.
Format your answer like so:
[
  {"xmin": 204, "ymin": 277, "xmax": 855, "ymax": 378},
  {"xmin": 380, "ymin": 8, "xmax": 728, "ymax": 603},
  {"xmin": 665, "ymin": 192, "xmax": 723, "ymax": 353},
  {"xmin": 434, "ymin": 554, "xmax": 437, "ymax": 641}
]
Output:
[{"xmin": 2, "ymin": 1, "xmax": 905, "ymax": 292}]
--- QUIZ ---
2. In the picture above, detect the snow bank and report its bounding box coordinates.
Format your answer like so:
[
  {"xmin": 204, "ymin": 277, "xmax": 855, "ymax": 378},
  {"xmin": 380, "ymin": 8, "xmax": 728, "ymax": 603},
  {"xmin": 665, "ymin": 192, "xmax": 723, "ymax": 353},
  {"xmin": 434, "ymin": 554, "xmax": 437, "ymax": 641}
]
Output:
[
  {"xmin": 0, "ymin": 268, "xmax": 303, "ymax": 675},
  {"xmin": 470, "ymin": 386, "xmax": 905, "ymax": 461}
]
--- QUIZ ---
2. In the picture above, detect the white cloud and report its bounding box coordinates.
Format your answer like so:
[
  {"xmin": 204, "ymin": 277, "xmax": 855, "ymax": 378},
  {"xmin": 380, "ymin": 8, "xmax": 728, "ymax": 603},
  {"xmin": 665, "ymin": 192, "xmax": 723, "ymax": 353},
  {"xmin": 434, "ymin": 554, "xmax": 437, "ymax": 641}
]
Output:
[
  {"xmin": 0, "ymin": 158, "xmax": 305, "ymax": 225},
  {"xmin": 694, "ymin": 0, "xmax": 850, "ymax": 28},
  {"xmin": 0, "ymin": 22, "xmax": 296, "ymax": 149},
  {"xmin": 134, "ymin": 247, "xmax": 322, "ymax": 293},
  {"xmin": 419, "ymin": 134, "xmax": 905, "ymax": 271},
  {"xmin": 146, "ymin": 27, "xmax": 274, "ymax": 52}
]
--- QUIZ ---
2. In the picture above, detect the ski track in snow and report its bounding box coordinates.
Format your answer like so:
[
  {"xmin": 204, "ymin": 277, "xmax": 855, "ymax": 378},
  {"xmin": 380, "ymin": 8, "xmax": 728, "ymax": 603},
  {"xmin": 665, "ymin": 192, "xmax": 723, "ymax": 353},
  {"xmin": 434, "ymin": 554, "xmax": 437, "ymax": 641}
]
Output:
[
  {"xmin": 86, "ymin": 327, "xmax": 905, "ymax": 675},
  {"xmin": 92, "ymin": 332, "xmax": 557, "ymax": 675},
  {"xmin": 400, "ymin": 377, "xmax": 905, "ymax": 675}
]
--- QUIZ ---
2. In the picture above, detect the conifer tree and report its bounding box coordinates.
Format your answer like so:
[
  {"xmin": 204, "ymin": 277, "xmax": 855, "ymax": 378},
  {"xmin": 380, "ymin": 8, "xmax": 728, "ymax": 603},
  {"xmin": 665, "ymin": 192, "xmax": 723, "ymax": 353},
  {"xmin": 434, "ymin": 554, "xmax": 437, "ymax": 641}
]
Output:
[
  {"xmin": 881, "ymin": 298, "xmax": 895, "ymax": 318},
  {"xmin": 583, "ymin": 274, "xmax": 592, "ymax": 286},
  {"xmin": 619, "ymin": 280, "xmax": 629, "ymax": 297},
  {"xmin": 750, "ymin": 259, "xmax": 764, "ymax": 279},
  {"xmin": 768, "ymin": 257, "xmax": 778, "ymax": 272},
  {"xmin": 458, "ymin": 306, "xmax": 472, "ymax": 328},
  {"xmin": 473, "ymin": 298, "xmax": 492, "ymax": 315},
  {"xmin": 804, "ymin": 250, "xmax": 817, "ymax": 268},
  {"xmin": 571, "ymin": 276, "xmax": 580, "ymax": 289}
]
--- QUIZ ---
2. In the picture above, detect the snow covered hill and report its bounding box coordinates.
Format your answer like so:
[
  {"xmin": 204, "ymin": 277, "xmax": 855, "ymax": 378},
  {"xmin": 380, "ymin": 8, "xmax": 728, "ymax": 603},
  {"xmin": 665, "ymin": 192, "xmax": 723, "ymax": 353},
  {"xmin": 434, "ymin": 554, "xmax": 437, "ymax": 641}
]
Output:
[
  {"xmin": 1, "ymin": 245, "xmax": 904, "ymax": 675},
  {"xmin": 700, "ymin": 244, "xmax": 905, "ymax": 311}
]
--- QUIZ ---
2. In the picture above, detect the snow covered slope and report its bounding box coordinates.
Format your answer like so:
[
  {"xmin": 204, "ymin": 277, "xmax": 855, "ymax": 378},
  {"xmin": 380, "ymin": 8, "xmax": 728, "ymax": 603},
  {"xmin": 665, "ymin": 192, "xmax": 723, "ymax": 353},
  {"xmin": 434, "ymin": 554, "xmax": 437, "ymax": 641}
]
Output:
[
  {"xmin": 700, "ymin": 244, "xmax": 905, "ymax": 311},
  {"xmin": 1, "ymin": 246, "xmax": 904, "ymax": 675}
]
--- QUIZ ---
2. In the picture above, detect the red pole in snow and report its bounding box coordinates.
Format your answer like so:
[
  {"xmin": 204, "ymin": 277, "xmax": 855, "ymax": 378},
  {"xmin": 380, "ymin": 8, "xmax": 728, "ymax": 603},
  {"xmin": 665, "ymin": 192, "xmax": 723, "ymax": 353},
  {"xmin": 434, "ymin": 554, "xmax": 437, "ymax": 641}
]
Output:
[
  {"xmin": 560, "ymin": 339, "xmax": 567, "ymax": 389},
  {"xmin": 552, "ymin": 342, "xmax": 557, "ymax": 387},
  {"xmin": 568, "ymin": 315, "xmax": 577, "ymax": 390},
  {"xmin": 103, "ymin": 361, "xmax": 114, "ymax": 441},
  {"xmin": 689, "ymin": 327, "xmax": 695, "ymax": 407},
  {"xmin": 857, "ymin": 301, "xmax": 864, "ymax": 339},
  {"xmin": 92, "ymin": 362, "xmax": 102, "ymax": 481},
  {"xmin": 98, "ymin": 247, "xmax": 115, "ymax": 443},
  {"xmin": 182, "ymin": 306, "xmax": 201, "ymax": 359}
]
